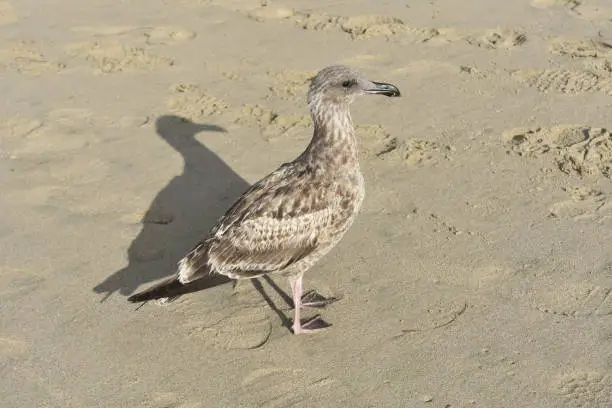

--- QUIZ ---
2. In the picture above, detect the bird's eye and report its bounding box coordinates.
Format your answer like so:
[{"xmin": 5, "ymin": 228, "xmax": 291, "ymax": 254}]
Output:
[{"xmin": 342, "ymin": 80, "xmax": 352, "ymax": 88}]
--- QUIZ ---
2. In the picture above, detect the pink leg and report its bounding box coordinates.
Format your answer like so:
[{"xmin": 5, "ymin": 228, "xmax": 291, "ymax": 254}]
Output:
[{"xmin": 288, "ymin": 274, "xmax": 330, "ymax": 334}]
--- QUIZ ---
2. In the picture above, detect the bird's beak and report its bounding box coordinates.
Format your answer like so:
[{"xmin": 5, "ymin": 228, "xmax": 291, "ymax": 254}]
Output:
[{"xmin": 365, "ymin": 81, "xmax": 401, "ymax": 97}]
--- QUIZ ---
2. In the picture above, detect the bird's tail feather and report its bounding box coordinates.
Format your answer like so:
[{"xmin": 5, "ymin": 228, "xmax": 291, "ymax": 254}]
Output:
[
  {"xmin": 127, "ymin": 271, "xmax": 232, "ymax": 303},
  {"xmin": 127, "ymin": 275, "xmax": 183, "ymax": 303}
]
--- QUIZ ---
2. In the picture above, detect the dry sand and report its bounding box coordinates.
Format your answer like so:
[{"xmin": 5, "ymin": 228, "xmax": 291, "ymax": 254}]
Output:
[{"xmin": 2, "ymin": 0, "xmax": 612, "ymax": 406}]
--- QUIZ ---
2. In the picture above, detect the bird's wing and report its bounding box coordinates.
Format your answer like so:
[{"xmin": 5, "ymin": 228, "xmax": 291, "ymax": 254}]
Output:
[{"xmin": 177, "ymin": 163, "xmax": 334, "ymax": 282}]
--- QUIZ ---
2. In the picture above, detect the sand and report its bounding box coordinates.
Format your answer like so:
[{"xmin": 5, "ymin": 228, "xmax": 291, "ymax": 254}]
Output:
[{"xmin": 1, "ymin": 0, "xmax": 612, "ymax": 406}]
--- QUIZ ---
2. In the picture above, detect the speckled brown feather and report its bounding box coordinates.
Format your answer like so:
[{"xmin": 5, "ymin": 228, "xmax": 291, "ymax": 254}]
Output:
[{"xmin": 177, "ymin": 155, "xmax": 361, "ymax": 282}]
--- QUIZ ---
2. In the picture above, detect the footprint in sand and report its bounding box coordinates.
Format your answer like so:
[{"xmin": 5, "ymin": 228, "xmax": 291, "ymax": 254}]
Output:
[
  {"xmin": 220, "ymin": 70, "xmax": 244, "ymax": 81},
  {"xmin": 549, "ymin": 186, "xmax": 612, "ymax": 221},
  {"xmin": 144, "ymin": 26, "xmax": 197, "ymax": 45},
  {"xmin": 511, "ymin": 64, "xmax": 612, "ymax": 95},
  {"xmin": 358, "ymin": 124, "xmax": 400, "ymax": 159},
  {"xmin": 244, "ymin": 5, "xmax": 526, "ymax": 49},
  {"xmin": 463, "ymin": 29, "xmax": 527, "ymax": 49},
  {"xmin": 264, "ymin": 69, "xmax": 315, "ymax": 101},
  {"xmin": 234, "ymin": 104, "xmax": 311, "ymax": 141},
  {"xmin": 0, "ymin": 40, "xmax": 66, "ymax": 75},
  {"xmin": 366, "ymin": 125, "xmax": 454, "ymax": 167},
  {"xmin": 241, "ymin": 367, "xmax": 334, "ymax": 408},
  {"xmin": 401, "ymin": 296, "xmax": 467, "ymax": 333},
  {"xmin": 426, "ymin": 211, "xmax": 467, "ymax": 236},
  {"xmin": 184, "ymin": 305, "xmax": 272, "ymax": 350},
  {"xmin": 529, "ymin": 279, "xmax": 612, "ymax": 317},
  {"xmin": 167, "ymin": 83, "xmax": 231, "ymax": 120},
  {"xmin": 0, "ymin": 1, "xmax": 17, "ymax": 25},
  {"xmin": 70, "ymin": 25, "xmax": 196, "ymax": 46},
  {"xmin": 166, "ymin": 84, "xmax": 311, "ymax": 140},
  {"xmin": 509, "ymin": 42, "xmax": 612, "ymax": 93},
  {"xmin": 65, "ymin": 40, "xmax": 174, "ymax": 74},
  {"xmin": 504, "ymin": 125, "xmax": 612, "ymax": 179},
  {"xmin": 246, "ymin": 7, "xmax": 438, "ymax": 43},
  {"xmin": 65, "ymin": 24, "xmax": 194, "ymax": 74},
  {"xmin": 555, "ymin": 371, "xmax": 612, "ymax": 408},
  {"xmin": 549, "ymin": 37, "xmax": 612, "ymax": 59},
  {"xmin": 397, "ymin": 139, "xmax": 454, "ymax": 167},
  {"xmin": 363, "ymin": 283, "xmax": 468, "ymax": 337}
]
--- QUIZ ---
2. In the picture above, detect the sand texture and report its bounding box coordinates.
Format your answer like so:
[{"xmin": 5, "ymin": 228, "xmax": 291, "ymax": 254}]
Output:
[{"xmin": 1, "ymin": 0, "xmax": 612, "ymax": 407}]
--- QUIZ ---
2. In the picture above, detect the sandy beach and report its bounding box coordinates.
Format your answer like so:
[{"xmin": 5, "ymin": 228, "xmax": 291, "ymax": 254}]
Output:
[{"xmin": 2, "ymin": 0, "xmax": 612, "ymax": 406}]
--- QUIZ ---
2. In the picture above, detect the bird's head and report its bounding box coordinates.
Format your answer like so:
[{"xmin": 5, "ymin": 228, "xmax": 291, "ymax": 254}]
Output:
[{"xmin": 307, "ymin": 65, "xmax": 401, "ymax": 109}]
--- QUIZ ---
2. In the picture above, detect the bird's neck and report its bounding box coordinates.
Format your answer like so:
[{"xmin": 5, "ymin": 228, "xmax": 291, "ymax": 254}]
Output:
[{"xmin": 300, "ymin": 101, "xmax": 359, "ymax": 171}]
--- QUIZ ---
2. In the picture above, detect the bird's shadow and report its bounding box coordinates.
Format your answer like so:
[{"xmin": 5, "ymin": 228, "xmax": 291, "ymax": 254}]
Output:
[{"xmin": 93, "ymin": 115, "xmax": 251, "ymax": 301}]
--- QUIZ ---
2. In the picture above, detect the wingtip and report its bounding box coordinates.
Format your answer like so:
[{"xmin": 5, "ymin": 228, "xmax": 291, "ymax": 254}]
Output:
[{"xmin": 126, "ymin": 294, "xmax": 142, "ymax": 303}]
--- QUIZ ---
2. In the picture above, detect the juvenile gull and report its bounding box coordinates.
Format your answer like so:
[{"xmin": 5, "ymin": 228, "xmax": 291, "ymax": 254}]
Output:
[{"xmin": 128, "ymin": 65, "xmax": 401, "ymax": 334}]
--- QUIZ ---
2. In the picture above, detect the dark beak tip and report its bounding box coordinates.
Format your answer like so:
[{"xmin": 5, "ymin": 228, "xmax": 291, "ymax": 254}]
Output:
[
  {"xmin": 368, "ymin": 81, "xmax": 401, "ymax": 97},
  {"xmin": 379, "ymin": 89, "xmax": 401, "ymax": 97},
  {"xmin": 385, "ymin": 85, "xmax": 401, "ymax": 98}
]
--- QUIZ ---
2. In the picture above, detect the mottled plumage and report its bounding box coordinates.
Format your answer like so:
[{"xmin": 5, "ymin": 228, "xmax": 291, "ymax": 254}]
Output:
[{"xmin": 128, "ymin": 65, "xmax": 400, "ymax": 334}]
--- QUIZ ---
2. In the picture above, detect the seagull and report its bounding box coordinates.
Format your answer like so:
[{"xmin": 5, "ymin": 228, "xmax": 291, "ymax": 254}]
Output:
[{"xmin": 128, "ymin": 65, "xmax": 401, "ymax": 334}]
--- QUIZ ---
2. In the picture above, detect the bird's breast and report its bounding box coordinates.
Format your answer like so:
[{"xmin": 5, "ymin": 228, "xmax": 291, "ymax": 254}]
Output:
[{"xmin": 330, "ymin": 170, "xmax": 364, "ymax": 223}]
